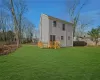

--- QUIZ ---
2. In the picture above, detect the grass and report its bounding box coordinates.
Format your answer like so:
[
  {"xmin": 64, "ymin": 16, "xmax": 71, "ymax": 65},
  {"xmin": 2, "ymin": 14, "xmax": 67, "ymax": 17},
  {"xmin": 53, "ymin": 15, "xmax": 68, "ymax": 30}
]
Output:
[{"xmin": 0, "ymin": 45, "xmax": 100, "ymax": 80}]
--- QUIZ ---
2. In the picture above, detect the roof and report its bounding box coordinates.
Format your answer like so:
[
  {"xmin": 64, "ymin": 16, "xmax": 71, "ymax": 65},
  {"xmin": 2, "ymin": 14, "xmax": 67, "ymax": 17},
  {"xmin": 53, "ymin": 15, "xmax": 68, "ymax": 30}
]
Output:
[{"xmin": 42, "ymin": 14, "xmax": 74, "ymax": 25}]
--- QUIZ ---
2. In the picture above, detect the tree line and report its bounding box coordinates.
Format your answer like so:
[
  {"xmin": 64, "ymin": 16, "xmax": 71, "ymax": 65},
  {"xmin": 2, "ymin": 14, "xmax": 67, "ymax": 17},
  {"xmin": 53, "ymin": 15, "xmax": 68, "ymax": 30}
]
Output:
[
  {"xmin": 0, "ymin": 0, "xmax": 37, "ymax": 46},
  {"xmin": 0, "ymin": 0, "xmax": 99, "ymax": 46}
]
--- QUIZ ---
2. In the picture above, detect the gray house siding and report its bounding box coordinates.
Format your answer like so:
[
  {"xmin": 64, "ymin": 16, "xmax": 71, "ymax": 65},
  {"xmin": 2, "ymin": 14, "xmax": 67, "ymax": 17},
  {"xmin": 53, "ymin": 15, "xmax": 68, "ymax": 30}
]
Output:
[
  {"xmin": 66, "ymin": 24, "xmax": 73, "ymax": 46},
  {"xmin": 40, "ymin": 14, "xmax": 73, "ymax": 47},
  {"xmin": 49, "ymin": 19, "xmax": 67, "ymax": 47},
  {"xmin": 40, "ymin": 14, "xmax": 49, "ymax": 43}
]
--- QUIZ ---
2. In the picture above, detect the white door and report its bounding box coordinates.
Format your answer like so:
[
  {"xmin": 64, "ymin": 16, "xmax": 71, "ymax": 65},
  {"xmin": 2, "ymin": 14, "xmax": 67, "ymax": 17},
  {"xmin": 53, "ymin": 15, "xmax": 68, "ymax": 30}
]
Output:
[{"xmin": 60, "ymin": 36, "xmax": 65, "ymax": 47}]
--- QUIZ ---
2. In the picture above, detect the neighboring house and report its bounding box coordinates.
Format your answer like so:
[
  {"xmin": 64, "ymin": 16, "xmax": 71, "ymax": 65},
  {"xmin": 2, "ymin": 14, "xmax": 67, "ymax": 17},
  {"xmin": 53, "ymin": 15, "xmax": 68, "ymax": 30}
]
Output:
[
  {"xmin": 39, "ymin": 14, "xmax": 73, "ymax": 47},
  {"xmin": 76, "ymin": 36, "xmax": 100, "ymax": 46}
]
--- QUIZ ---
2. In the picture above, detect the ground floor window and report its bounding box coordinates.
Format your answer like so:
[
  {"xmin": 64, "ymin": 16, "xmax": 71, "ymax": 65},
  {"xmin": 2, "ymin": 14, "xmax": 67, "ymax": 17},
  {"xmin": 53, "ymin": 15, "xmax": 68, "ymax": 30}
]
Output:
[
  {"xmin": 68, "ymin": 36, "xmax": 70, "ymax": 40},
  {"xmin": 50, "ymin": 35, "xmax": 56, "ymax": 41},
  {"xmin": 61, "ymin": 36, "xmax": 64, "ymax": 40}
]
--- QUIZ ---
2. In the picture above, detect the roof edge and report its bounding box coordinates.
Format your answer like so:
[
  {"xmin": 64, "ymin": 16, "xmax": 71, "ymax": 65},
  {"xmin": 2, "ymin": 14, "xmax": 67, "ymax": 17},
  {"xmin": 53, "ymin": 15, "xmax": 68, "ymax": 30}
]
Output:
[{"xmin": 41, "ymin": 13, "xmax": 74, "ymax": 25}]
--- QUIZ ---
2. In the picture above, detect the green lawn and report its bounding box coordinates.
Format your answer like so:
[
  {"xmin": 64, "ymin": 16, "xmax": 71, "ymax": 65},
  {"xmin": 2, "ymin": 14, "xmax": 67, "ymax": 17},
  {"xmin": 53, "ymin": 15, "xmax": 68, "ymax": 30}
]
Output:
[{"xmin": 0, "ymin": 45, "xmax": 100, "ymax": 80}]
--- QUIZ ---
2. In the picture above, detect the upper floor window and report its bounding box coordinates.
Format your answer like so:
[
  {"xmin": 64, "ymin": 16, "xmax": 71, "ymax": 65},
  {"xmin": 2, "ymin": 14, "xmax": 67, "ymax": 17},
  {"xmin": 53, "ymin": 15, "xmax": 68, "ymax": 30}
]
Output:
[
  {"xmin": 53, "ymin": 21, "xmax": 56, "ymax": 27},
  {"xmin": 62, "ymin": 24, "xmax": 65, "ymax": 31}
]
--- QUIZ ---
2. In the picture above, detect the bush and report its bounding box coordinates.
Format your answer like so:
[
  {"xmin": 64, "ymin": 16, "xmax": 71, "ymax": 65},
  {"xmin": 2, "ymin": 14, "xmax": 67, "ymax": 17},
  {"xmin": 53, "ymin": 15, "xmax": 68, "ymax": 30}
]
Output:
[
  {"xmin": 73, "ymin": 41, "xmax": 87, "ymax": 46},
  {"xmin": 0, "ymin": 45, "xmax": 18, "ymax": 55}
]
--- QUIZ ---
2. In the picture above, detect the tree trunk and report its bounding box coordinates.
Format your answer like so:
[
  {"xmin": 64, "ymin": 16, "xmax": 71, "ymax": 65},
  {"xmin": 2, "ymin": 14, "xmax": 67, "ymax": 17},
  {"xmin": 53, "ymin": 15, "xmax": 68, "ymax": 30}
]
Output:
[
  {"xmin": 18, "ymin": 14, "xmax": 22, "ymax": 44},
  {"xmin": 73, "ymin": 27, "xmax": 75, "ymax": 37},
  {"xmin": 10, "ymin": 0, "xmax": 19, "ymax": 47},
  {"xmin": 16, "ymin": 31, "xmax": 19, "ymax": 47},
  {"xmin": 95, "ymin": 39, "xmax": 98, "ymax": 46}
]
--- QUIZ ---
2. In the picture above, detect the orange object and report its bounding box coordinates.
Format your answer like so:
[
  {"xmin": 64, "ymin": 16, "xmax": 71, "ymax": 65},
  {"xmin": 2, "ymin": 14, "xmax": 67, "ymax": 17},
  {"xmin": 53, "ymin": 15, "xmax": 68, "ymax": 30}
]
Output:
[
  {"xmin": 54, "ymin": 41, "xmax": 60, "ymax": 49},
  {"xmin": 38, "ymin": 41, "xmax": 43, "ymax": 48},
  {"xmin": 38, "ymin": 41, "xmax": 60, "ymax": 49},
  {"xmin": 48, "ymin": 41, "xmax": 53, "ymax": 48}
]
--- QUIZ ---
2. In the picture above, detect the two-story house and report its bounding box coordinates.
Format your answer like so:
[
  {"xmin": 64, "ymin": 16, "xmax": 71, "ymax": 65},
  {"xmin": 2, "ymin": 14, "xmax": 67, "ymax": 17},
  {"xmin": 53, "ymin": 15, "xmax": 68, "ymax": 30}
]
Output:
[{"xmin": 39, "ymin": 14, "xmax": 73, "ymax": 47}]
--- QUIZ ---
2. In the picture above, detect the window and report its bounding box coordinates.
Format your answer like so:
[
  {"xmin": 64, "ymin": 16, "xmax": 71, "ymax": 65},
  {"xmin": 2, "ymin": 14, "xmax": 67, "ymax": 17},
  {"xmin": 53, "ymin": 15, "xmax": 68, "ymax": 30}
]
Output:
[
  {"xmin": 62, "ymin": 24, "xmax": 65, "ymax": 31},
  {"xmin": 50, "ymin": 35, "xmax": 56, "ymax": 41},
  {"xmin": 53, "ymin": 21, "xmax": 56, "ymax": 27},
  {"xmin": 68, "ymin": 36, "xmax": 70, "ymax": 40},
  {"xmin": 50, "ymin": 35, "xmax": 52, "ymax": 41},
  {"xmin": 61, "ymin": 36, "xmax": 64, "ymax": 40},
  {"xmin": 53, "ymin": 35, "xmax": 55, "ymax": 41}
]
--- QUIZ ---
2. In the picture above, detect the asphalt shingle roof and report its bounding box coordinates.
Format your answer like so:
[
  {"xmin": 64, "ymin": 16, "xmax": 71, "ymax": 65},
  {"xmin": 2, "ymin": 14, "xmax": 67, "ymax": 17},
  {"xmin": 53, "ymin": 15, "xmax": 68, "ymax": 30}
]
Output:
[{"xmin": 44, "ymin": 14, "xmax": 74, "ymax": 25}]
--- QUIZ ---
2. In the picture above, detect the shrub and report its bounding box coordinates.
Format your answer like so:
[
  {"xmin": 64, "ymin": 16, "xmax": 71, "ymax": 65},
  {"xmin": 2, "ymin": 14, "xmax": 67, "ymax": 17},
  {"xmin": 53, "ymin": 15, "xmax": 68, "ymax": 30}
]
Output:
[
  {"xmin": 73, "ymin": 41, "xmax": 87, "ymax": 46},
  {"xmin": 0, "ymin": 45, "xmax": 18, "ymax": 55}
]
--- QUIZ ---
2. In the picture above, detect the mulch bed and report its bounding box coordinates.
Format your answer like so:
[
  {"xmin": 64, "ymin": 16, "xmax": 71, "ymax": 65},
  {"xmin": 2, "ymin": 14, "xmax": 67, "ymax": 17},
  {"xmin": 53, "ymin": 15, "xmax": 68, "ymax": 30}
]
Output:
[{"xmin": 0, "ymin": 45, "xmax": 20, "ymax": 55}]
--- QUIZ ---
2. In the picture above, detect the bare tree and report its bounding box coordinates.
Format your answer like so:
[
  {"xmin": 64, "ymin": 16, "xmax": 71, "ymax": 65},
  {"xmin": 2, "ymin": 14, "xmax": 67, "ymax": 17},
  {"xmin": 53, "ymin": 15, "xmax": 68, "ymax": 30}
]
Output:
[
  {"xmin": 66, "ymin": 0, "xmax": 88, "ymax": 37},
  {"xmin": 21, "ymin": 17, "xmax": 35, "ymax": 43},
  {"xmin": 9, "ymin": 0, "xmax": 19, "ymax": 47},
  {"xmin": 1, "ymin": 0, "xmax": 27, "ymax": 47},
  {"xmin": 15, "ymin": 0, "xmax": 27, "ymax": 43},
  {"xmin": 76, "ymin": 15, "xmax": 93, "ymax": 37},
  {"xmin": 0, "ymin": 8, "xmax": 11, "ymax": 42}
]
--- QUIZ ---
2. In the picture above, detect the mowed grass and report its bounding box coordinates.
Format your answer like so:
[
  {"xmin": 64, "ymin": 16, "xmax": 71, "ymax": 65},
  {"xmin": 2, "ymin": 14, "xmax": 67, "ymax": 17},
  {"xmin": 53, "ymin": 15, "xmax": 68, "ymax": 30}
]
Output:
[{"xmin": 0, "ymin": 45, "xmax": 100, "ymax": 80}]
